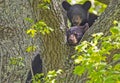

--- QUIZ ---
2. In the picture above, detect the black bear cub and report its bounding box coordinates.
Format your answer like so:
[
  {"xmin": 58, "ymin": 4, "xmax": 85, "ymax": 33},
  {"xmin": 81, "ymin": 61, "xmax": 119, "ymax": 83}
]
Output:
[
  {"xmin": 62, "ymin": 1, "xmax": 98, "ymax": 27},
  {"xmin": 26, "ymin": 54, "xmax": 42, "ymax": 83},
  {"xmin": 66, "ymin": 23, "xmax": 89, "ymax": 46}
]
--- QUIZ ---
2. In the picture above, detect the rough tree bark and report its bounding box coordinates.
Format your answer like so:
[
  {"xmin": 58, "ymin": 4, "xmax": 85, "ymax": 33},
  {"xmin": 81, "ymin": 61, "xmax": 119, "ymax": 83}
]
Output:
[
  {"xmin": 97, "ymin": 0, "xmax": 110, "ymax": 5},
  {"xmin": 0, "ymin": 0, "xmax": 37, "ymax": 82},
  {"xmin": 0, "ymin": 0, "xmax": 120, "ymax": 83}
]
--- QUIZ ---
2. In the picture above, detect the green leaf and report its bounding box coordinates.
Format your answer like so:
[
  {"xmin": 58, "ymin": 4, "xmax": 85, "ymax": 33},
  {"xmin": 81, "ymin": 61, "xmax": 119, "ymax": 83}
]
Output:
[
  {"xmin": 114, "ymin": 63, "xmax": 120, "ymax": 71},
  {"xmin": 25, "ymin": 18, "xmax": 34, "ymax": 23},
  {"xmin": 43, "ymin": 0, "xmax": 51, "ymax": 3},
  {"xmin": 110, "ymin": 27, "xmax": 119, "ymax": 35},
  {"xmin": 26, "ymin": 46, "xmax": 36, "ymax": 53},
  {"xmin": 75, "ymin": 41, "xmax": 88, "ymax": 52},
  {"xmin": 56, "ymin": 69, "xmax": 63, "ymax": 74},
  {"xmin": 74, "ymin": 56, "xmax": 83, "ymax": 64},
  {"xmin": 47, "ymin": 70, "xmax": 57, "ymax": 78},
  {"xmin": 9, "ymin": 56, "xmax": 25, "ymax": 67},
  {"xmin": 113, "ymin": 54, "xmax": 120, "ymax": 60},
  {"xmin": 104, "ymin": 75, "xmax": 116, "ymax": 83},
  {"xmin": 113, "ymin": 20, "xmax": 118, "ymax": 25},
  {"xmin": 32, "ymin": 21, "xmax": 54, "ymax": 35},
  {"xmin": 26, "ymin": 29, "xmax": 37, "ymax": 37},
  {"xmin": 73, "ymin": 66, "xmax": 85, "ymax": 76}
]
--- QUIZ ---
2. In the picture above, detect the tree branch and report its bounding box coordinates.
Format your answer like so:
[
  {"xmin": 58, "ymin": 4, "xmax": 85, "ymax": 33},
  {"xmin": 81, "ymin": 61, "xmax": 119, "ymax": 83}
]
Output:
[
  {"xmin": 97, "ymin": 0, "xmax": 110, "ymax": 5},
  {"xmin": 82, "ymin": 0, "xmax": 120, "ymax": 42}
]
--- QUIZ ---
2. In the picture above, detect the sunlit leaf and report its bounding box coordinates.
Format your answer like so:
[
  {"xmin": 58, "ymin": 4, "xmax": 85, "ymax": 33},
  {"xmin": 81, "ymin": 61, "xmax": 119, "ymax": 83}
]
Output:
[
  {"xmin": 110, "ymin": 27, "xmax": 119, "ymax": 35},
  {"xmin": 26, "ymin": 29, "xmax": 37, "ymax": 37},
  {"xmin": 47, "ymin": 70, "xmax": 57, "ymax": 78},
  {"xmin": 9, "ymin": 56, "xmax": 25, "ymax": 67},
  {"xmin": 74, "ymin": 56, "xmax": 83, "ymax": 64},
  {"xmin": 56, "ymin": 69, "xmax": 63, "ymax": 74},
  {"xmin": 25, "ymin": 18, "xmax": 34, "ymax": 23},
  {"xmin": 26, "ymin": 46, "xmax": 36, "ymax": 53},
  {"xmin": 43, "ymin": 0, "xmax": 51, "ymax": 3},
  {"xmin": 73, "ymin": 66, "xmax": 85, "ymax": 76},
  {"xmin": 113, "ymin": 54, "xmax": 120, "ymax": 60},
  {"xmin": 113, "ymin": 20, "xmax": 118, "ymax": 25}
]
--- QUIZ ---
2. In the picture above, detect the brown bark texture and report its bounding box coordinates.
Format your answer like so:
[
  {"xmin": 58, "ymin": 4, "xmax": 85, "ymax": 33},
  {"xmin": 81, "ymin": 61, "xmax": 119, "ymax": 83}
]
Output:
[
  {"xmin": 97, "ymin": 0, "xmax": 110, "ymax": 5},
  {"xmin": 0, "ymin": 0, "xmax": 120, "ymax": 83}
]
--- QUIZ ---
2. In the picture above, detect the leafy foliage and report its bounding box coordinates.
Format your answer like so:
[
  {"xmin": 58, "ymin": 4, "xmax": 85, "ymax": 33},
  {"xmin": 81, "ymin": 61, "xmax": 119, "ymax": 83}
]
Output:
[
  {"xmin": 9, "ymin": 56, "xmax": 25, "ymax": 67},
  {"xmin": 32, "ymin": 69, "xmax": 63, "ymax": 83},
  {"xmin": 73, "ymin": 22, "xmax": 120, "ymax": 83},
  {"xmin": 38, "ymin": 0, "xmax": 51, "ymax": 9},
  {"xmin": 26, "ymin": 45, "xmax": 36, "ymax": 53},
  {"xmin": 26, "ymin": 19, "xmax": 54, "ymax": 38},
  {"xmin": 89, "ymin": 0, "xmax": 107, "ymax": 15},
  {"xmin": 26, "ymin": 18, "xmax": 53, "ymax": 54}
]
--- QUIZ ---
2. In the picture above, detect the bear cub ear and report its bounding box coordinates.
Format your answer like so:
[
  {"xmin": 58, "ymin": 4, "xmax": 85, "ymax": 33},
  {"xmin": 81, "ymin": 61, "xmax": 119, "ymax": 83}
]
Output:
[
  {"xmin": 62, "ymin": 1, "xmax": 71, "ymax": 11},
  {"xmin": 82, "ymin": 1, "xmax": 91, "ymax": 11}
]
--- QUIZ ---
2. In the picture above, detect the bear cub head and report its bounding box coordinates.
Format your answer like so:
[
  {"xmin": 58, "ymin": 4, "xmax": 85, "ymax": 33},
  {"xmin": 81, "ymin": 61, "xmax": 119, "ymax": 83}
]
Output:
[
  {"xmin": 62, "ymin": 1, "xmax": 91, "ymax": 26},
  {"xmin": 66, "ymin": 23, "xmax": 89, "ymax": 46}
]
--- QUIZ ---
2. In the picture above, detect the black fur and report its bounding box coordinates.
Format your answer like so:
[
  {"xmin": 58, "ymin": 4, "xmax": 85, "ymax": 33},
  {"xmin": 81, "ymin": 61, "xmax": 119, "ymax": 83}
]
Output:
[
  {"xmin": 66, "ymin": 23, "xmax": 89, "ymax": 46},
  {"xmin": 62, "ymin": 1, "xmax": 98, "ymax": 27},
  {"xmin": 26, "ymin": 54, "xmax": 42, "ymax": 83}
]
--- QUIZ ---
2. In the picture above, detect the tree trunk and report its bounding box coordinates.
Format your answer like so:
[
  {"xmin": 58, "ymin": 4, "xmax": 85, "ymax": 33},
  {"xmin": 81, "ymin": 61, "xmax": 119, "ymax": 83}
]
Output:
[
  {"xmin": 0, "ymin": 0, "xmax": 36, "ymax": 82},
  {"xmin": 0, "ymin": 0, "xmax": 120, "ymax": 83}
]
